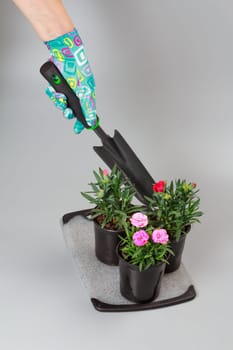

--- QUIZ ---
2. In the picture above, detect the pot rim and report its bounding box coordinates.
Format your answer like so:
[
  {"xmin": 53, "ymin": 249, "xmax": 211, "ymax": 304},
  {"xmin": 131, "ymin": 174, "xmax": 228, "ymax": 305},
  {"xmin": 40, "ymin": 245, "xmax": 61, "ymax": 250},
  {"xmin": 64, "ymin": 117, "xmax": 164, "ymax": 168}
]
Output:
[
  {"xmin": 93, "ymin": 219, "xmax": 125, "ymax": 234},
  {"xmin": 169, "ymin": 232, "xmax": 188, "ymax": 243}
]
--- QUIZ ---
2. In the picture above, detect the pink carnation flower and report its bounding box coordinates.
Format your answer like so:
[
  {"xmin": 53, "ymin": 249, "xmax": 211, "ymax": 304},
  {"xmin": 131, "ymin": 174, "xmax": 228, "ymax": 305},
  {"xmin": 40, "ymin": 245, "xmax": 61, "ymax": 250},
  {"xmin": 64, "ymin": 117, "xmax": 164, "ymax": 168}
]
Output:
[
  {"xmin": 133, "ymin": 230, "xmax": 149, "ymax": 246},
  {"xmin": 103, "ymin": 169, "xmax": 109, "ymax": 176},
  {"xmin": 130, "ymin": 212, "xmax": 148, "ymax": 228},
  {"xmin": 152, "ymin": 229, "xmax": 169, "ymax": 245}
]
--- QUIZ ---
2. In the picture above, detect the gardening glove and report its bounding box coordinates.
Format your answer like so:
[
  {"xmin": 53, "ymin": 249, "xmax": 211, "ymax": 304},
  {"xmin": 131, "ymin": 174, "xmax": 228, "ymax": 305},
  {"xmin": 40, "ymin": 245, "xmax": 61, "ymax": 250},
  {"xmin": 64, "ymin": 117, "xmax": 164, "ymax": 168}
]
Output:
[{"xmin": 45, "ymin": 28, "xmax": 97, "ymax": 134}]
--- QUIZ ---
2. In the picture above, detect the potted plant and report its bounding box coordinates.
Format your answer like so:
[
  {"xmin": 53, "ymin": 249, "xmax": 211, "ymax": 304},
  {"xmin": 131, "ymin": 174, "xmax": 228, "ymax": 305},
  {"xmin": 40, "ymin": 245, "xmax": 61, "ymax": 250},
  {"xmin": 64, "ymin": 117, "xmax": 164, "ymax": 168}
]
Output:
[
  {"xmin": 117, "ymin": 212, "xmax": 173, "ymax": 303},
  {"xmin": 146, "ymin": 180, "xmax": 203, "ymax": 273},
  {"xmin": 81, "ymin": 165, "xmax": 142, "ymax": 265}
]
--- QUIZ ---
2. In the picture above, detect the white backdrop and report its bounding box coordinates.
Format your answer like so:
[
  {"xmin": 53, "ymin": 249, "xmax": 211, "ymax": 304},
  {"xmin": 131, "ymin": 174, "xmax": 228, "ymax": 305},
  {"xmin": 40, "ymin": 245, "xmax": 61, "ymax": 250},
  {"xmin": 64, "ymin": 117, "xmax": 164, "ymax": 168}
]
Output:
[{"xmin": 0, "ymin": 1, "xmax": 232, "ymax": 349}]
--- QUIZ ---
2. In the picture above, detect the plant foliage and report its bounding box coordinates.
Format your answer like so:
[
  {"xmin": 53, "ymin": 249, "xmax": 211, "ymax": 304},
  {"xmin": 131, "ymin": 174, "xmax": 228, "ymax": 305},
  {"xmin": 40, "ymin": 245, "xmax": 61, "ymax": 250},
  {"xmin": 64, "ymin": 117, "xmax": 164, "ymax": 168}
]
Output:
[
  {"xmin": 145, "ymin": 179, "xmax": 203, "ymax": 241},
  {"xmin": 119, "ymin": 216, "xmax": 173, "ymax": 271},
  {"xmin": 81, "ymin": 165, "xmax": 142, "ymax": 230}
]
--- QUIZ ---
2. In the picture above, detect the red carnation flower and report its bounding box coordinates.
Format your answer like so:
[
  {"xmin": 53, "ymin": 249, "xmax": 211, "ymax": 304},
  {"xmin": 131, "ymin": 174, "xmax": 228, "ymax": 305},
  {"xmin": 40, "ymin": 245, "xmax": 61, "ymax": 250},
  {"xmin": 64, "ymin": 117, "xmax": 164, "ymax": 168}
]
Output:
[{"xmin": 153, "ymin": 181, "xmax": 166, "ymax": 193}]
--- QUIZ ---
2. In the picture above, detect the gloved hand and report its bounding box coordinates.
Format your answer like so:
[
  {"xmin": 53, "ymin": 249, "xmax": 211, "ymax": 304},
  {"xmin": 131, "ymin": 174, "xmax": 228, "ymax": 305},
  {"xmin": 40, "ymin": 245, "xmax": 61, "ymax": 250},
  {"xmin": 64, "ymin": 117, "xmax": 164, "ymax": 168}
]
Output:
[{"xmin": 45, "ymin": 28, "xmax": 97, "ymax": 134}]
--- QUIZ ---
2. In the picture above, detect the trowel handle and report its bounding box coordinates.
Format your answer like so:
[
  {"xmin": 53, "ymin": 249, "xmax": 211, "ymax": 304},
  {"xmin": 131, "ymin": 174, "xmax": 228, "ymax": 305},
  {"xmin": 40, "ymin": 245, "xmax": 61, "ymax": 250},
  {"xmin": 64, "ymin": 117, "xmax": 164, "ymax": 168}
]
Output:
[
  {"xmin": 40, "ymin": 61, "xmax": 90, "ymax": 129},
  {"xmin": 40, "ymin": 61, "xmax": 112, "ymax": 145}
]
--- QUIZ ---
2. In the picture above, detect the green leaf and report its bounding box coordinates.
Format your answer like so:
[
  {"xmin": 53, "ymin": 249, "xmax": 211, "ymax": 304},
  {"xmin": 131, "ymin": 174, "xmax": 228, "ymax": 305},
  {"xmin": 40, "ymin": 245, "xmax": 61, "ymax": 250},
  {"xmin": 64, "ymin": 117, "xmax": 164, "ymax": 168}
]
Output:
[
  {"xmin": 81, "ymin": 192, "xmax": 97, "ymax": 204},
  {"xmin": 93, "ymin": 170, "xmax": 102, "ymax": 184}
]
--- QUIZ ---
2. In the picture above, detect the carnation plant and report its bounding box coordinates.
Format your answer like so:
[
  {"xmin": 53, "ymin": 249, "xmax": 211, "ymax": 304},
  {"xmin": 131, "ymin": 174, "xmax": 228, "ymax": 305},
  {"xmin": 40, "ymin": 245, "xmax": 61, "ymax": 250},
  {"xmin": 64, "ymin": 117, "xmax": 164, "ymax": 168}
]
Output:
[
  {"xmin": 119, "ymin": 212, "xmax": 173, "ymax": 271},
  {"xmin": 81, "ymin": 165, "xmax": 142, "ymax": 230},
  {"xmin": 145, "ymin": 180, "xmax": 203, "ymax": 241}
]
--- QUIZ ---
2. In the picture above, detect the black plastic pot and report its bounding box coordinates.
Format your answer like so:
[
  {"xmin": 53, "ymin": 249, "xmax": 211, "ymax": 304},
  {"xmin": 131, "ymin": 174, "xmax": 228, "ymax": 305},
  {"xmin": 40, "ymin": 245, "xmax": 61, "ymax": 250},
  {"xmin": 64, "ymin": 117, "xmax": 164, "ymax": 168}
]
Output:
[
  {"xmin": 94, "ymin": 221, "xmax": 124, "ymax": 265},
  {"xmin": 118, "ymin": 248, "xmax": 166, "ymax": 303},
  {"xmin": 165, "ymin": 234, "xmax": 187, "ymax": 273}
]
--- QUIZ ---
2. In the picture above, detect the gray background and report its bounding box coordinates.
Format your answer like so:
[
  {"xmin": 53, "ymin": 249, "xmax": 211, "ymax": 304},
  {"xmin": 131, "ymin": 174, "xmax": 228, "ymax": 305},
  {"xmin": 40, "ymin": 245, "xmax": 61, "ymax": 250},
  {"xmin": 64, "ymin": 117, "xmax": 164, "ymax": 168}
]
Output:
[{"xmin": 0, "ymin": 0, "xmax": 232, "ymax": 349}]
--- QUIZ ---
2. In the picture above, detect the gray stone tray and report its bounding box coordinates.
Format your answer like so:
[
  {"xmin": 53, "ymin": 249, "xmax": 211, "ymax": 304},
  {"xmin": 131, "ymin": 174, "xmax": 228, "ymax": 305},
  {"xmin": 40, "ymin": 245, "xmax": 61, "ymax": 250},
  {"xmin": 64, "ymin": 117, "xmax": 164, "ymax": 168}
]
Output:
[{"xmin": 62, "ymin": 209, "xmax": 196, "ymax": 312}]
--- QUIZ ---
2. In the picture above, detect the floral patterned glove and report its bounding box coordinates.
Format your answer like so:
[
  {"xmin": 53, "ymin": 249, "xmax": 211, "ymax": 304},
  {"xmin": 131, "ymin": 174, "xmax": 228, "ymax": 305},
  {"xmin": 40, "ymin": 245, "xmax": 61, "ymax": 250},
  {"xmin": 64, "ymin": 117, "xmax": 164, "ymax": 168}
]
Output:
[{"xmin": 45, "ymin": 28, "xmax": 96, "ymax": 134}]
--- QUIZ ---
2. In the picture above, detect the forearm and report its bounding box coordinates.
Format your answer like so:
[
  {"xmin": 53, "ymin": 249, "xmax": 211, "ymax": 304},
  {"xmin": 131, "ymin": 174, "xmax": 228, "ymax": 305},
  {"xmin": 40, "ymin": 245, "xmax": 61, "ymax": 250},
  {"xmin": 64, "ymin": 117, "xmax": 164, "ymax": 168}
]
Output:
[{"xmin": 12, "ymin": 0, "xmax": 74, "ymax": 41}]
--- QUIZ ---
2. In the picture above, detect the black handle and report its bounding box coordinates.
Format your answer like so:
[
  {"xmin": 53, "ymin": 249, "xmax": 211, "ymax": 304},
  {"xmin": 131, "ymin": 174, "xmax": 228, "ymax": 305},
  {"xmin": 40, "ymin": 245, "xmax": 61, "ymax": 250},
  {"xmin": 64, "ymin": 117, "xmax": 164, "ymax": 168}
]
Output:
[{"xmin": 40, "ymin": 61, "xmax": 90, "ymax": 128}]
